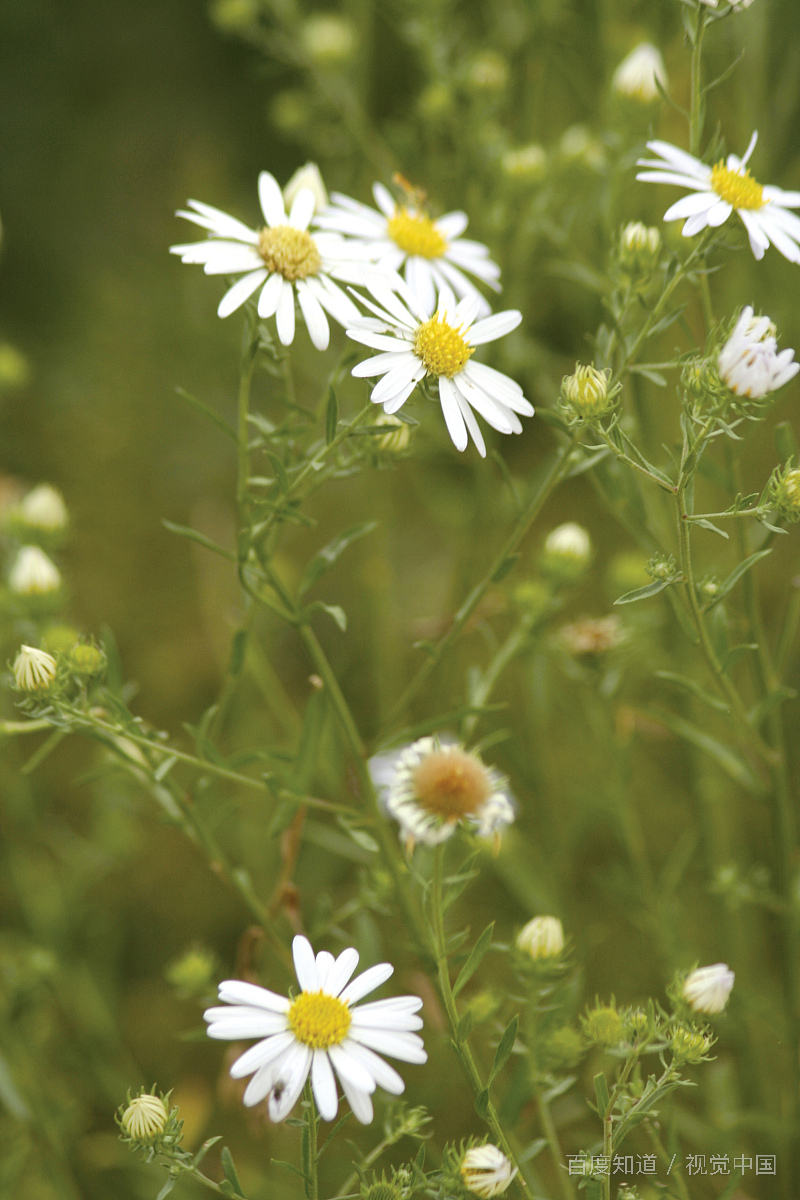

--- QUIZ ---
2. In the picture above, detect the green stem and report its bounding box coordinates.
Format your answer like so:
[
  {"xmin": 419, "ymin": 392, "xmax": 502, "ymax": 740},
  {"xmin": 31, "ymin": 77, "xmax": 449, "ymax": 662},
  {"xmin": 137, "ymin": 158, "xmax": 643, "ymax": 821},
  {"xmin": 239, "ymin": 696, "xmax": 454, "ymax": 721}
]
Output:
[
  {"xmin": 431, "ymin": 847, "xmax": 535, "ymax": 1200},
  {"xmin": 462, "ymin": 617, "xmax": 533, "ymax": 741},
  {"xmin": 237, "ymin": 325, "xmax": 258, "ymax": 517},
  {"xmin": 381, "ymin": 438, "xmax": 576, "ymax": 734},
  {"xmin": 689, "ymin": 8, "xmax": 707, "ymax": 158},
  {"xmin": 307, "ymin": 1087, "xmax": 319, "ymax": 1200},
  {"xmin": 535, "ymin": 1087, "xmax": 576, "ymax": 1200}
]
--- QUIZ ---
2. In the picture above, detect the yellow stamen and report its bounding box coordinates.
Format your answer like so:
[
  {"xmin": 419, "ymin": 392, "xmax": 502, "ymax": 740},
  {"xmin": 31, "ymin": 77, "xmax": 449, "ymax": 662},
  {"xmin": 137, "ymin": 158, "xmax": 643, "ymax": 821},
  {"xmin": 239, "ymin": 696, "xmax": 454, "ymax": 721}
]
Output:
[
  {"xmin": 710, "ymin": 162, "xmax": 765, "ymax": 210},
  {"xmin": 413, "ymin": 749, "xmax": 491, "ymax": 820},
  {"xmin": 387, "ymin": 208, "xmax": 447, "ymax": 259},
  {"xmin": 288, "ymin": 990, "xmax": 351, "ymax": 1049},
  {"xmin": 258, "ymin": 226, "xmax": 321, "ymax": 279},
  {"xmin": 414, "ymin": 315, "xmax": 473, "ymax": 378}
]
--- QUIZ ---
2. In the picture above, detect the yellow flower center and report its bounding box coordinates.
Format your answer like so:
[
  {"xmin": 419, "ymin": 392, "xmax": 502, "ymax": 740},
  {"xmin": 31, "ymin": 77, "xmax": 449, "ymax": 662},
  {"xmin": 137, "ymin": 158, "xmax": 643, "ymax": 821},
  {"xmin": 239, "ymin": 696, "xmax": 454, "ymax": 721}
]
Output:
[
  {"xmin": 387, "ymin": 208, "xmax": 448, "ymax": 259},
  {"xmin": 414, "ymin": 315, "xmax": 474, "ymax": 378},
  {"xmin": 710, "ymin": 162, "xmax": 765, "ymax": 210},
  {"xmin": 412, "ymin": 749, "xmax": 491, "ymax": 820},
  {"xmin": 258, "ymin": 225, "xmax": 321, "ymax": 280},
  {"xmin": 288, "ymin": 990, "xmax": 351, "ymax": 1049}
]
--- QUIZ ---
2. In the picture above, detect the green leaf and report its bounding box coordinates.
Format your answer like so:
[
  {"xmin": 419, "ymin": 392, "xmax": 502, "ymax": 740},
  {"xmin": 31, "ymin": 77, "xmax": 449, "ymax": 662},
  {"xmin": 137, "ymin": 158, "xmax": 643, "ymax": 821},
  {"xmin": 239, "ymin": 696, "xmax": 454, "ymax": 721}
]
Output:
[
  {"xmin": 614, "ymin": 579, "xmax": 672, "ymax": 605},
  {"xmin": 268, "ymin": 798, "xmax": 300, "ymax": 837},
  {"xmin": 176, "ymin": 387, "xmax": 237, "ymax": 442},
  {"xmin": 489, "ymin": 1015, "xmax": 519, "ymax": 1084},
  {"xmin": 455, "ymin": 1009, "xmax": 474, "ymax": 1043},
  {"xmin": 452, "ymin": 923, "xmax": 495, "ymax": 997},
  {"xmin": 704, "ymin": 549, "xmax": 772, "ymax": 609},
  {"xmin": 153, "ymin": 754, "xmax": 179, "ymax": 782},
  {"xmin": 491, "ymin": 554, "xmax": 520, "ymax": 583},
  {"xmin": 692, "ymin": 517, "xmax": 729, "ymax": 539},
  {"xmin": 298, "ymin": 521, "xmax": 377, "ymax": 597},
  {"xmin": 229, "ymin": 628, "xmax": 248, "ymax": 676},
  {"xmin": 721, "ymin": 643, "xmax": 758, "ymax": 674},
  {"xmin": 325, "ymin": 385, "xmax": 339, "ymax": 445},
  {"xmin": 193, "ymin": 1136, "xmax": 222, "ymax": 1167},
  {"xmin": 156, "ymin": 1179, "xmax": 177, "ymax": 1200},
  {"xmin": 474, "ymin": 1088, "xmax": 490, "ymax": 1120},
  {"xmin": 162, "ymin": 520, "xmax": 237, "ymax": 562},
  {"xmin": 749, "ymin": 686, "xmax": 797, "ymax": 728},
  {"xmin": 655, "ymin": 670, "xmax": 729, "ymax": 714},
  {"xmin": 221, "ymin": 1147, "xmax": 246, "ymax": 1197},
  {"xmin": 649, "ymin": 708, "xmax": 765, "ymax": 794},
  {"xmin": 303, "ymin": 601, "xmax": 347, "ymax": 632},
  {"xmin": 593, "ymin": 1071, "xmax": 610, "ymax": 1118},
  {"xmin": 264, "ymin": 451, "xmax": 289, "ymax": 495}
]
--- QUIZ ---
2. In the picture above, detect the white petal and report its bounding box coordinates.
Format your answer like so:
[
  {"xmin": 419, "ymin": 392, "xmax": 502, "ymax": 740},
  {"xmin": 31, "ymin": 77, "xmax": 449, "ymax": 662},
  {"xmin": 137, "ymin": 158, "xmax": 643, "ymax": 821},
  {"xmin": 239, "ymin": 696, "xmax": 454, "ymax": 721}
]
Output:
[
  {"xmin": 276, "ymin": 280, "xmax": 297, "ymax": 345},
  {"xmin": 739, "ymin": 130, "xmax": 758, "ymax": 168},
  {"xmin": 739, "ymin": 209, "xmax": 769, "ymax": 259},
  {"xmin": 289, "ymin": 187, "xmax": 316, "ymax": 231},
  {"xmin": 682, "ymin": 211, "xmax": 711, "ymax": 238},
  {"xmin": 441, "ymin": 252, "xmax": 500, "ymax": 292},
  {"xmin": 268, "ymin": 1044, "xmax": 312, "ymax": 1121},
  {"xmin": 454, "ymin": 293, "xmax": 483, "ymax": 328},
  {"xmin": 436, "ymin": 211, "xmax": 469, "ymax": 238},
  {"xmin": 642, "ymin": 140, "xmax": 709, "ymax": 179},
  {"xmin": 349, "ymin": 1027, "xmax": 428, "ymax": 1062},
  {"xmin": 310, "ymin": 276, "xmax": 361, "ymax": 327},
  {"xmin": 352, "ymin": 350, "xmax": 409, "ymax": 378},
  {"xmin": 351, "ymin": 1009, "xmax": 423, "ymax": 1031},
  {"xmin": 452, "ymin": 376, "xmax": 514, "ymax": 433},
  {"xmin": 456, "ymin": 393, "xmax": 487, "ymax": 457},
  {"xmin": 340, "ymin": 1076, "xmax": 373, "ymax": 1124},
  {"xmin": 314, "ymin": 951, "xmax": 336, "ymax": 992},
  {"xmin": 405, "ymin": 257, "xmax": 437, "ymax": 314},
  {"xmin": 764, "ymin": 205, "xmax": 800, "ymax": 240},
  {"xmin": 180, "ymin": 201, "xmax": 260, "ymax": 243},
  {"xmin": 297, "ymin": 282, "xmax": 330, "ymax": 350},
  {"xmin": 347, "ymin": 329, "xmax": 415, "ymax": 354},
  {"xmin": 463, "ymin": 362, "xmax": 532, "ymax": 414},
  {"xmin": 242, "ymin": 1046, "xmax": 294, "ymax": 1106},
  {"xmin": 216, "ymin": 981, "xmax": 291, "ymax": 1012},
  {"xmin": 435, "ymin": 283, "xmax": 457, "ymax": 319},
  {"xmin": 382, "ymin": 373, "xmax": 424, "ymax": 414},
  {"xmin": 373, "ymin": 182, "xmax": 396, "ymax": 217},
  {"xmin": 293, "ymin": 935, "xmax": 319, "ymax": 991},
  {"xmin": 439, "ymin": 376, "xmax": 468, "ymax": 451},
  {"xmin": 663, "ymin": 192, "xmax": 719, "ymax": 222},
  {"xmin": 756, "ymin": 214, "xmax": 800, "ymax": 263},
  {"xmin": 706, "ymin": 199, "xmax": 733, "ymax": 227},
  {"xmin": 352, "ymin": 995, "xmax": 423, "ymax": 1014},
  {"xmin": 339, "ymin": 962, "xmax": 394, "ymax": 1004},
  {"xmin": 217, "ymin": 270, "xmax": 269, "ymax": 318},
  {"xmin": 636, "ymin": 170, "xmax": 712, "ymax": 190},
  {"xmin": 201, "ymin": 247, "xmax": 266, "ymax": 275},
  {"xmin": 328, "ymin": 1044, "xmax": 377, "ymax": 1093},
  {"xmin": 207, "ymin": 1014, "xmax": 289, "ymax": 1040},
  {"xmin": 327, "ymin": 947, "xmax": 360, "ymax": 997},
  {"xmin": 229, "ymin": 1030, "xmax": 296, "ymax": 1078},
  {"xmin": 258, "ymin": 270, "xmax": 285, "ymax": 318},
  {"xmin": 259, "ymin": 171, "xmax": 287, "ymax": 227},
  {"xmin": 342, "ymin": 1040, "xmax": 406, "ymax": 1095},
  {"xmin": 468, "ymin": 310, "xmax": 522, "ymax": 345},
  {"xmin": 312, "ymin": 1050, "xmax": 339, "ymax": 1120},
  {"xmin": 372, "ymin": 357, "xmax": 424, "ymax": 404}
]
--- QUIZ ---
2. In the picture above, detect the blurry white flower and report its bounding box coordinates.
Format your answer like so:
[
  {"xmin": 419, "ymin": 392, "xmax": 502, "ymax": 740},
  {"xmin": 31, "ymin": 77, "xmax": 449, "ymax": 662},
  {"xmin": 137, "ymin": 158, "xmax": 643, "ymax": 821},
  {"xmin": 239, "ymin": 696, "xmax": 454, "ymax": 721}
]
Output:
[
  {"xmin": 9, "ymin": 546, "xmax": 62, "ymax": 595},
  {"xmin": 18, "ymin": 484, "xmax": 68, "ymax": 531},
  {"xmin": 700, "ymin": 0, "xmax": 755, "ymax": 8},
  {"xmin": 370, "ymin": 736, "xmax": 515, "ymax": 847},
  {"xmin": 460, "ymin": 1145, "xmax": 518, "ymax": 1198},
  {"xmin": 204, "ymin": 935, "xmax": 426, "ymax": 1123},
  {"xmin": 683, "ymin": 963, "xmax": 735, "ymax": 1014},
  {"xmin": 120, "ymin": 1093, "xmax": 169, "ymax": 1143},
  {"xmin": 171, "ymin": 172, "xmax": 365, "ymax": 347},
  {"xmin": 559, "ymin": 125, "xmax": 606, "ymax": 171},
  {"xmin": 301, "ymin": 14, "xmax": 356, "ymax": 63},
  {"xmin": 542, "ymin": 524, "xmax": 592, "ymax": 575},
  {"xmin": 13, "ymin": 645, "xmax": 57, "ymax": 691},
  {"xmin": 718, "ymin": 306, "xmax": 799, "ymax": 399},
  {"xmin": 316, "ymin": 183, "xmax": 501, "ymax": 316},
  {"xmin": 348, "ymin": 272, "xmax": 532, "ymax": 457},
  {"xmin": 501, "ymin": 144, "xmax": 547, "ymax": 182},
  {"xmin": 612, "ymin": 43, "xmax": 667, "ymax": 103},
  {"xmin": 637, "ymin": 132, "xmax": 800, "ymax": 262},
  {"xmin": 283, "ymin": 163, "xmax": 328, "ymax": 217},
  {"xmin": 516, "ymin": 916, "xmax": 565, "ymax": 960}
]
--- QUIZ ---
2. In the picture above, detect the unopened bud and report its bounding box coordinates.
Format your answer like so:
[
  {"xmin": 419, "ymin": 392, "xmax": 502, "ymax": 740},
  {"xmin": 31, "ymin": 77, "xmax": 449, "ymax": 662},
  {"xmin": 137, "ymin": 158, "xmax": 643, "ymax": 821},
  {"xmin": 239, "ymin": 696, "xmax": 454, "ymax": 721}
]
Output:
[
  {"xmin": 516, "ymin": 915, "xmax": 564, "ymax": 960},
  {"xmin": 9, "ymin": 546, "xmax": 62, "ymax": 595},
  {"xmin": 618, "ymin": 221, "xmax": 661, "ymax": 273},
  {"xmin": 562, "ymin": 364, "xmax": 614, "ymax": 419},
  {"xmin": 302, "ymin": 14, "xmax": 356, "ymax": 64},
  {"xmin": 283, "ymin": 163, "xmax": 328, "ymax": 216},
  {"xmin": 612, "ymin": 43, "xmax": 667, "ymax": 104},
  {"xmin": 541, "ymin": 523, "xmax": 592, "ymax": 579},
  {"xmin": 375, "ymin": 413, "xmax": 411, "ymax": 452},
  {"xmin": 69, "ymin": 644, "xmax": 106, "ymax": 676},
  {"xmin": 17, "ymin": 484, "xmax": 68, "ymax": 532},
  {"xmin": 120, "ymin": 1092, "xmax": 169, "ymax": 1143},
  {"xmin": 13, "ymin": 645, "xmax": 57, "ymax": 692},
  {"xmin": 682, "ymin": 963, "xmax": 734, "ymax": 1015},
  {"xmin": 769, "ymin": 464, "xmax": 800, "ymax": 522}
]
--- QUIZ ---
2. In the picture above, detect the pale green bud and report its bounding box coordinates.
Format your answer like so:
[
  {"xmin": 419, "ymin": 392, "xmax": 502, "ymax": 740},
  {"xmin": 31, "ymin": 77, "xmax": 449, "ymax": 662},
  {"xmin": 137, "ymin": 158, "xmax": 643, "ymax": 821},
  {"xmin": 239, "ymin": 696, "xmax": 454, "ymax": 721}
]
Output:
[
  {"xmin": 302, "ymin": 14, "xmax": 356, "ymax": 64},
  {"xmin": 501, "ymin": 144, "xmax": 547, "ymax": 182},
  {"xmin": 562, "ymin": 364, "xmax": 614, "ymax": 419},
  {"xmin": 13, "ymin": 645, "xmax": 57, "ymax": 692},
  {"xmin": 517, "ymin": 915, "xmax": 565, "ymax": 959}
]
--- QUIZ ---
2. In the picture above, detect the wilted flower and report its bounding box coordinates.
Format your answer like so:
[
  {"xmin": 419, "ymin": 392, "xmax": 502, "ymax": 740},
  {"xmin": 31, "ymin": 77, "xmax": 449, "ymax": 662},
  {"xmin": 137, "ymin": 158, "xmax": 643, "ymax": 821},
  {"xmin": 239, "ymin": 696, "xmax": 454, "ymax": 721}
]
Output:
[
  {"xmin": 12, "ymin": 645, "xmax": 57, "ymax": 692},
  {"xmin": 562, "ymin": 364, "xmax": 615, "ymax": 419},
  {"xmin": 516, "ymin": 916, "xmax": 564, "ymax": 960},
  {"xmin": 718, "ymin": 306, "xmax": 798, "ymax": 399},
  {"xmin": 284, "ymin": 163, "xmax": 328, "ymax": 217},
  {"xmin": 204, "ymin": 935, "xmax": 426, "ymax": 1123},
  {"xmin": 370, "ymin": 736, "xmax": 515, "ymax": 848},
  {"xmin": 542, "ymin": 523, "xmax": 592, "ymax": 579},
  {"xmin": 120, "ymin": 1092, "xmax": 169, "ymax": 1143},
  {"xmin": 612, "ymin": 43, "xmax": 667, "ymax": 104},
  {"xmin": 17, "ymin": 484, "xmax": 68, "ymax": 532},
  {"xmin": 637, "ymin": 132, "xmax": 800, "ymax": 263},
  {"xmin": 682, "ymin": 963, "xmax": 735, "ymax": 1014},
  {"xmin": 460, "ymin": 1145, "xmax": 518, "ymax": 1198},
  {"xmin": 9, "ymin": 546, "xmax": 62, "ymax": 595}
]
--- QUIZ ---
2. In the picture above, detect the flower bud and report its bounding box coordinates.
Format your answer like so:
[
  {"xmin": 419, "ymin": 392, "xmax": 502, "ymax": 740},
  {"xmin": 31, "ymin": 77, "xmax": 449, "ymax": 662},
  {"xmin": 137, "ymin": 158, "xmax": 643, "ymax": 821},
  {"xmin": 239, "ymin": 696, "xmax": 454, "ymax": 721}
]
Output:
[
  {"xmin": 646, "ymin": 553, "xmax": 677, "ymax": 582},
  {"xmin": 612, "ymin": 43, "xmax": 667, "ymax": 104},
  {"xmin": 69, "ymin": 643, "xmax": 106, "ymax": 676},
  {"xmin": 0, "ymin": 342, "xmax": 31, "ymax": 389},
  {"xmin": 17, "ymin": 484, "xmax": 68, "ymax": 532},
  {"xmin": 547, "ymin": 1025, "xmax": 584, "ymax": 1068},
  {"xmin": 671, "ymin": 1026, "xmax": 712, "ymax": 1063},
  {"xmin": 13, "ymin": 645, "xmax": 57, "ymax": 692},
  {"xmin": 283, "ymin": 163, "xmax": 328, "ymax": 217},
  {"xmin": 375, "ymin": 413, "xmax": 411, "ymax": 452},
  {"xmin": 460, "ymin": 1145, "xmax": 518, "ymax": 1199},
  {"xmin": 301, "ymin": 14, "xmax": 356, "ymax": 65},
  {"xmin": 467, "ymin": 51, "xmax": 509, "ymax": 92},
  {"xmin": 682, "ymin": 963, "xmax": 734, "ymax": 1015},
  {"xmin": 618, "ymin": 221, "xmax": 661, "ymax": 274},
  {"xmin": 770, "ymin": 465, "xmax": 800, "ymax": 522},
  {"xmin": 562, "ymin": 364, "xmax": 614, "ymax": 419},
  {"xmin": 120, "ymin": 1092, "xmax": 169, "ymax": 1143},
  {"xmin": 512, "ymin": 579, "xmax": 551, "ymax": 621},
  {"xmin": 517, "ymin": 915, "xmax": 565, "ymax": 960},
  {"xmin": 165, "ymin": 945, "xmax": 217, "ymax": 998},
  {"xmin": 583, "ymin": 1003, "xmax": 623, "ymax": 1046},
  {"xmin": 9, "ymin": 546, "xmax": 62, "ymax": 595},
  {"xmin": 541, "ymin": 523, "xmax": 592, "ymax": 580},
  {"xmin": 501, "ymin": 144, "xmax": 547, "ymax": 183}
]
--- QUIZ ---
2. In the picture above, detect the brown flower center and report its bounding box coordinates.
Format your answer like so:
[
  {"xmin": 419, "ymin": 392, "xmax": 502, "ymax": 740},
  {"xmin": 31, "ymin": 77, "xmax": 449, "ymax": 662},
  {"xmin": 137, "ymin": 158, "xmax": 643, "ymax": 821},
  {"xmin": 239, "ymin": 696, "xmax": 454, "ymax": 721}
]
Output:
[{"xmin": 412, "ymin": 749, "xmax": 492, "ymax": 819}]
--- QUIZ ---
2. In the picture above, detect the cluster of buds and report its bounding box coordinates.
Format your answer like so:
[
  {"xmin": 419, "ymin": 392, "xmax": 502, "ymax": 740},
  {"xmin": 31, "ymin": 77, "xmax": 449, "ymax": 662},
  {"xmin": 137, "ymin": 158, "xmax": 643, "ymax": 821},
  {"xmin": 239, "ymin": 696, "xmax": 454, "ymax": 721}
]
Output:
[
  {"xmin": 617, "ymin": 221, "xmax": 662, "ymax": 278},
  {"xmin": 11, "ymin": 639, "xmax": 106, "ymax": 697},
  {"xmin": 766, "ymin": 460, "xmax": 800, "ymax": 522},
  {"xmin": 561, "ymin": 364, "xmax": 619, "ymax": 423},
  {"xmin": 540, "ymin": 524, "xmax": 592, "ymax": 582}
]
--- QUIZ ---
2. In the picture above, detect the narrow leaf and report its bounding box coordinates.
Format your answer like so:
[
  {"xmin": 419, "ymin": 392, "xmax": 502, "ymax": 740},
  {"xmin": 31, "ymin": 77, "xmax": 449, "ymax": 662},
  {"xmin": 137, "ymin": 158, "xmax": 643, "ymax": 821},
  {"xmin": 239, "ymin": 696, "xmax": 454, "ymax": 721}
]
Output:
[
  {"xmin": 162, "ymin": 520, "xmax": 236, "ymax": 562},
  {"xmin": 491, "ymin": 554, "xmax": 520, "ymax": 583},
  {"xmin": 326, "ymin": 386, "xmax": 339, "ymax": 445},
  {"xmin": 655, "ymin": 671, "xmax": 729, "ymax": 714},
  {"xmin": 489, "ymin": 1015, "xmax": 519, "ymax": 1084},
  {"xmin": 474, "ymin": 1088, "xmax": 490, "ymax": 1120},
  {"xmin": 176, "ymin": 387, "xmax": 237, "ymax": 442},
  {"xmin": 456, "ymin": 1010, "xmax": 474, "ymax": 1043},
  {"xmin": 453, "ymin": 923, "xmax": 495, "ymax": 997},
  {"xmin": 298, "ymin": 522, "xmax": 377, "ymax": 597},
  {"xmin": 614, "ymin": 579, "xmax": 672, "ymax": 605},
  {"xmin": 593, "ymin": 1072, "xmax": 610, "ymax": 1118},
  {"xmin": 705, "ymin": 549, "xmax": 772, "ymax": 609},
  {"xmin": 221, "ymin": 1147, "xmax": 246, "ymax": 1197},
  {"xmin": 649, "ymin": 708, "xmax": 765, "ymax": 794}
]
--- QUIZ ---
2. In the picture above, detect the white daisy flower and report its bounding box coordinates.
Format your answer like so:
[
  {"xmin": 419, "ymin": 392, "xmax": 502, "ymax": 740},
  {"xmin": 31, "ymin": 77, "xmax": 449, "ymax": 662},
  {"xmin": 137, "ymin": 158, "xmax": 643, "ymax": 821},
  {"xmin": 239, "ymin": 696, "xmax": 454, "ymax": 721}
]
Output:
[
  {"xmin": 682, "ymin": 963, "xmax": 735, "ymax": 1015},
  {"xmin": 170, "ymin": 172, "xmax": 365, "ymax": 349},
  {"xmin": 204, "ymin": 935, "xmax": 426, "ymax": 1124},
  {"xmin": 315, "ymin": 182, "xmax": 501, "ymax": 316},
  {"xmin": 636, "ymin": 132, "xmax": 800, "ymax": 263},
  {"xmin": 347, "ymin": 273, "xmax": 532, "ymax": 457},
  {"xmin": 12, "ymin": 644, "xmax": 57, "ymax": 692},
  {"xmin": 612, "ymin": 43, "xmax": 667, "ymax": 104},
  {"xmin": 9, "ymin": 546, "xmax": 62, "ymax": 595},
  {"xmin": 460, "ymin": 1145, "xmax": 518, "ymax": 1198},
  {"xmin": 370, "ymin": 736, "xmax": 516, "ymax": 848},
  {"xmin": 718, "ymin": 306, "xmax": 799, "ymax": 399}
]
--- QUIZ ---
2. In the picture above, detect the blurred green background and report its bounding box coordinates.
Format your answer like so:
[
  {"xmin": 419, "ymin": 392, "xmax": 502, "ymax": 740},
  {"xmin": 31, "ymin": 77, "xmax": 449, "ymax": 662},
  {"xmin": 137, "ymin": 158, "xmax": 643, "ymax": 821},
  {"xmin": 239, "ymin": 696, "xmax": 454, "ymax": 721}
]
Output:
[{"xmin": 2, "ymin": 0, "xmax": 800, "ymax": 1196}]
